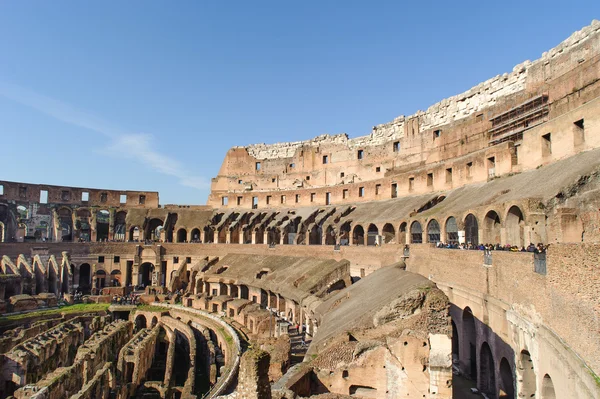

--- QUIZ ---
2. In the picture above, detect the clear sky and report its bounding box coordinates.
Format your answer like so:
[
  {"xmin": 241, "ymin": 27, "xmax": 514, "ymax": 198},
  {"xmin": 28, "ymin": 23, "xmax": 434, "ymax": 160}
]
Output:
[{"xmin": 0, "ymin": 1, "xmax": 598, "ymax": 205}]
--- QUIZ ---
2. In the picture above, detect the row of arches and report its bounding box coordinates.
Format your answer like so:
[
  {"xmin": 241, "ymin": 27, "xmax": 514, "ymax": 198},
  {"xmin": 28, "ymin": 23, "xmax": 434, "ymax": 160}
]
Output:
[{"xmin": 456, "ymin": 307, "xmax": 556, "ymax": 399}]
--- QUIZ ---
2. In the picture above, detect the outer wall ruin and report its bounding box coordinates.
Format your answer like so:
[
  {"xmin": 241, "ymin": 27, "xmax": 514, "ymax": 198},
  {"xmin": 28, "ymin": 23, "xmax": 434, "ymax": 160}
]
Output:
[{"xmin": 1, "ymin": 20, "xmax": 600, "ymax": 399}]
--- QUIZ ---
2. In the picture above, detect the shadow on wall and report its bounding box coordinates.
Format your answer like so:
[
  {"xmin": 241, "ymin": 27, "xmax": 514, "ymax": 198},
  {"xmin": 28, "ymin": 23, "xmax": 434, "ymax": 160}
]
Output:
[{"xmin": 450, "ymin": 303, "xmax": 516, "ymax": 399}]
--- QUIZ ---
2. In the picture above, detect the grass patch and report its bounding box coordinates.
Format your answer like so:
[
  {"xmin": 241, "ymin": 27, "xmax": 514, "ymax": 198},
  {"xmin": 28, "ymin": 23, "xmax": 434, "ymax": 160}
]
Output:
[
  {"xmin": 136, "ymin": 305, "xmax": 169, "ymax": 312},
  {"xmin": 218, "ymin": 326, "xmax": 234, "ymax": 345},
  {"xmin": 0, "ymin": 303, "xmax": 110, "ymax": 324}
]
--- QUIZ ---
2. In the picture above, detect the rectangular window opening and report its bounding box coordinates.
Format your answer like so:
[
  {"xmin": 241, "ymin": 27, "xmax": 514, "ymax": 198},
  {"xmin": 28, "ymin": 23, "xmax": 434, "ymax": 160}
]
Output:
[
  {"xmin": 391, "ymin": 183, "xmax": 398, "ymax": 198},
  {"xmin": 376, "ymin": 166, "xmax": 381, "ymax": 173},
  {"xmin": 19, "ymin": 186, "xmax": 27, "ymax": 199},
  {"xmin": 358, "ymin": 187, "xmax": 365, "ymax": 197},
  {"xmin": 343, "ymin": 189, "xmax": 348, "ymax": 199},
  {"xmin": 174, "ymin": 256, "xmax": 179, "ymax": 264},
  {"xmin": 289, "ymin": 163, "xmax": 295, "ymax": 168},
  {"xmin": 295, "ymin": 194, "xmax": 300, "ymax": 203},
  {"xmin": 271, "ymin": 178, "xmax": 276, "ymax": 183},
  {"xmin": 409, "ymin": 177, "xmax": 415, "ymax": 191},
  {"xmin": 487, "ymin": 157, "xmax": 496, "ymax": 178},
  {"xmin": 0, "ymin": 184, "xmax": 3, "ymax": 196},
  {"xmin": 255, "ymin": 162, "xmax": 261, "ymax": 171},
  {"xmin": 375, "ymin": 184, "xmax": 381, "ymax": 195},
  {"xmin": 100, "ymin": 192, "xmax": 108, "ymax": 203},
  {"xmin": 252, "ymin": 196, "xmax": 258, "ymax": 209},
  {"xmin": 237, "ymin": 196, "xmax": 242, "ymax": 206},
  {"xmin": 446, "ymin": 168, "xmax": 453, "ymax": 183},
  {"xmin": 542, "ymin": 133, "xmax": 552, "ymax": 157},
  {"xmin": 139, "ymin": 195, "xmax": 146, "ymax": 205},
  {"xmin": 357, "ymin": 149, "xmax": 364, "ymax": 160},
  {"xmin": 393, "ymin": 141, "xmax": 400, "ymax": 152},
  {"xmin": 340, "ymin": 172, "xmax": 345, "ymax": 178},
  {"xmin": 40, "ymin": 190, "xmax": 48, "ymax": 204},
  {"xmin": 466, "ymin": 162, "xmax": 473, "ymax": 178},
  {"xmin": 266, "ymin": 195, "xmax": 271, "ymax": 205},
  {"xmin": 98, "ymin": 256, "xmax": 105, "ymax": 263},
  {"xmin": 427, "ymin": 173, "xmax": 434, "ymax": 187},
  {"xmin": 325, "ymin": 192, "xmax": 331, "ymax": 205},
  {"xmin": 433, "ymin": 129, "xmax": 442, "ymax": 140},
  {"xmin": 281, "ymin": 195, "xmax": 286, "ymax": 204},
  {"xmin": 574, "ymin": 119, "xmax": 585, "ymax": 146},
  {"xmin": 114, "ymin": 256, "xmax": 120, "ymax": 263},
  {"xmin": 61, "ymin": 190, "xmax": 70, "ymax": 201},
  {"xmin": 322, "ymin": 155, "xmax": 329, "ymax": 164},
  {"xmin": 120, "ymin": 194, "xmax": 127, "ymax": 204},
  {"xmin": 222, "ymin": 197, "xmax": 228, "ymax": 206},
  {"xmin": 310, "ymin": 193, "xmax": 315, "ymax": 202},
  {"xmin": 305, "ymin": 176, "xmax": 310, "ymax": 181}
]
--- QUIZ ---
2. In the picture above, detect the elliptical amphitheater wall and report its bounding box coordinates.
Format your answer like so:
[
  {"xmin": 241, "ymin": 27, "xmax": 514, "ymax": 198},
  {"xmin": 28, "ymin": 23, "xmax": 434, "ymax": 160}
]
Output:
[{"xmin": 1, "ymin": 20, "xmax": 600, "ymax": 399}]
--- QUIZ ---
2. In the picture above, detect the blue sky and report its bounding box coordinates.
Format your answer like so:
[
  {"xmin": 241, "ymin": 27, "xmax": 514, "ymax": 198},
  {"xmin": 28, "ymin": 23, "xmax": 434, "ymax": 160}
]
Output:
[{"xmin": 0, "ymin": 1, "xmax": 598, "ymax": 205}]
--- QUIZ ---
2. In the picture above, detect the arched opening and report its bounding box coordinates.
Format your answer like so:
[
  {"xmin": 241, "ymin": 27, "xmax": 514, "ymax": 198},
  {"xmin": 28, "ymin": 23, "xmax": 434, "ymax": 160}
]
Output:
[
  {"xmin": 218, "ymin": 226, "xmax": 228, "ymax": 243},
  {"xmin": 499, "ymin": 357, "xmax": 515, "ymax": 399},
  {"xmin": 129, "ymin": 226, "xmax": 140, "ymax": 241},
  {"xmin": 506, "ymin": 206, "xmax": 524, "ymax": 247},
  {"xmin": 285, "ymin": 217, "xmax": 301, "ymax": 245},
  {"xmin": 203, "ymin": 226, "xmax": 214, "ymax": 243},
  {"xmin": 339, "ymin": 222, "xmax": 351, "ymax": 246},
  {"xmin": 367, "ymin": 224, "xmax": 379, "ymax": 246},
  {"xmin": 114, "ymin": 211, "xmax": 127, "ymax": 241},
  {"xmin": 243, "ymin": 226, "xmax": 253, "ymax": 244},
  {"xmin": 145, "ymin": 218, "xmax": 164, "ymax": 241},
  {"xmin": 61, "ymin": 265, "xmax": 70, "ymax": 294},
  {"xmin": 79, "ymin": 263, "xmax": 91, "ymax": 294},
  {"xmin": 190, "ymin": 228, "xmax": 201, "ymax": 242},
  {"xmin": 451, "ymin": 320, "xmax": 459, "ymax": 364},
  {"xmin": 267, "ymin": 228, "xmax": 280, "ymax": 245},
  {"xmin": 427, "ymin": 219, "xmax": 441, "ymax": 243},
  {"xmin": 445, "ymin": 217, "xmax": 459, "ymax": 244},
  {"xmin": 382, "ymin": 223, "xmax": 395, "ymax": 244},
  {"xmin": 518, "ymin": 350, "xmax": 536, "ymax": 399},
  {"xmin": 48, "ymin": 264, "xmax": 57, "ymax": 294},
  {"xmin": 325, "ymin": 225, "xmax": 336, "ymax": 245},
  {"xmin": 240, "ymin": 285, "xmax": 249, "ymax": 300},
  {"xmin": 480, "ymin": 342, "xmax": 496, "ymax": 397},
  {"xmin": 151, "ymin": 316, "xmax": 158, "ymax": 328},
  {"xmin": 352, "ymin": 225, "xmax": 365, "ymax": 245},
  {"xmin": 309, "ymin": 224, "xmax": 322, "ymax": 245},
  {"xmin": 135, "ymin": 314, "xmax": 147, "ymax": 331},
  {"xmin": 484, "ymin": 210, "xmax": 502, "ymax": 244},
  {"xmin": 255, "ymin": 227, "xmax": 264, "ymax": 244},
  {"xmin": 75, "ymin": 209, "xmax": 91, "ymax": 242},
  {"xmin": 462, "ymin": 307, "xmax": 477, "ymax": 380},
  {"xmin": 230, "ymin": 226, "xmax": 240, "ymax": 244},
  {"xmin": 148, "ymin": 328, "xmax": 169, "ymax": 382},
  {"xmin": 399, "ymin": 222, "xmax": 407, "ymax": 244},
  {"xmin": 173, "ymin": 330, "xmax": 191, "ymax": 387},
  {"xmin": 139, "ymin": 262, "xmax": 154, "ymax": 288},
  {"xmin": 95, "ymin": 270, "xmax": 107, "ymax": 290},
  {"xmin": 96, "ymin": 210, "xmax": 110, "ymax": 241},
  {"xmin": 410, "ymin": 221, "xmax": 423, "ymax": 244},
  {"xmin": 111, "ymin": 270, "xmax": 122, "ymax": 287},
  {"xmin": 542, "ymin": 374, "xmax": 556, "ymax": 399},
  {"xmin": 465, "ymin": 214, "xmax": 479, "ymax": 246},
  {"xmin": 58, "ymin": 208, "xmax": 73, "ymax": 242},
  {"xmin": 177, "ymin": 228, "xmax": 187, "ymax": 243}
]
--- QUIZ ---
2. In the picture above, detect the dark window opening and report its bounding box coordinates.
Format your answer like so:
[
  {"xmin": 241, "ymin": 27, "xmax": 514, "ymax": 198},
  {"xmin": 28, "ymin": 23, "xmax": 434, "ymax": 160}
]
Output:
[
  {"xmin": 357, "ymin": 149, "xmax": 364, "ymax": 160},
  {"xmin": 427, "ymin": 173, "xmax": 433, "ymax": 187},
  {"xmin": 409, "ymin": 177, "xmax": 415, "ymax": 191},
  {"xmin": 19, "ymin": 186, "xmax": 27, "ymax": 199},
  {"xmin": 237, "ymin": 196, "xmax": 242, "ymax": 206},
  {"xmin": 376, "ymin": 166, "xmax": 381, "ymax": 172},
  {"xmin": 281, "ymin": 195, "xmax": 286, "ymax": 204},
  {"xmin": 310, "ymin": 193, "xmax": 315, "ymax": 202},
  {"xmin": 305, "ymin": 176, "xmax": 310, "ymax": 181},
  {"xmin": 255, "ymin": 162, "xmax": 261, "ymax": 171},
  {"xmin": 174, "ymin": 256, "xmax": 179, "ymax": 264},
  {"xmin": 542, "ymin": 133, "xmax": 552, "ymax": 157},
  {"xmin": 340, "ymin": 172, "xmax": 345, "ymax": 178},
  {"xmin": 322, "ymin": 155, "xmax": 329, "ymax": 164},
  {"xmin": 186, "ymin": 257, "xmax": 191, "ymax": 263},
  {"xmin": 375, "ymin": 184, "xmax": 381, "ymax": 195},
  {"xmin": 574, "ymin": 119, "xmax": 584, "ymax": 129},
  {"xmin": 295, "ymin": 194, "xmax": 300, "ymax": 203},
  {"xmin": 433, "ymin": 129, "xmax": 441, "ymax": 139},
  {"xmin": 446, "ymin": 168, "xmax": 452, "ymax": 183},
  {"xmin": 467, "ymin": 162, "xmax": 473, "ymax": 177},
  {"xmin": 391, "ymin": 183, "xmax": 398, "ymax": 198},
  {"xmin": 271, "ymin": 178, "xmax": 276, "ymax": 183},
  {"xmin": 114, "ymin": 256, "xmax": 120, "ymax": 263},
  {"xmin": 252, "ymin": 197, "xmax": 258, "ymax": 209},
  {"xmin": 326, "ymin": 192, "xmax": 331, "ymax": 205},
  {"xmin": 98, "ymin": 256, "xmax": 105, "ymax": 263},
  {"xmin": 139, "ymin": 195, "xmax": 146, "ymax": 205},
  {"xmin": 358, "ymin": 187, "xmax": 365, "ymax": 197},
  {"xmin": 61, "ymin": 190, "xmax": 70, "ymax": 201},
  {"xmin": 393, "ymin": 141, "xmax": 400, "ymax": 152},
  {"xmin": 266, "ymin": 195, "xmax": 271, "ymax": 205},
  {"xmin": 343, "ymin": 189, "xmax": 348, "ymax": 199}
]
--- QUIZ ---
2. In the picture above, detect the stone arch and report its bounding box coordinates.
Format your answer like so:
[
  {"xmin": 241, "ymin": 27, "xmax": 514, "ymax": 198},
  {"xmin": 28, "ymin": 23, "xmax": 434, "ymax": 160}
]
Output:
[
  {"xmin": 451, "ymin": 320, "xmax": 459, "ymax": 363},
  {"xmin": 518, "ymin": 350, "xmax": 536, "ymax": 399},
  {"xmin": 255, "ymin": 227, "xmax": 265, "ymax": 244},
  {"xmin": 339, "ymin": 221, "xmax": 351, "ymax": 245},
  {"xmin": 499, "ymin": 357, "xmax": 515, "ymax": 399},
  {"xmin": 96, "ymin": 209, "xmax": 110, "ymax": 241},
  {"xmin": 462, "ymin": 307, "xmax": 477, "ymax": 380},
  {"xmin": 484, "ymin": 210, "xmax": 502, "ymax": 244},
  {"xmin": 47, "ymin": 261, "xmax": 58, "ymax": 294},
  {"xmin": 267, "ymin": 228, "xmax": 280, "ymax": 245},
  {"xmin": 465, "ymin": 213, "xmax": 479, "ymax": 246},
  {"xmin": 177, "ymin": 228, "xmax": 187, "ymax": 243},
  {"xmin": 135, "ymin": 314, "xmax": 147, "ymax": 331},
  {"xmin": 309, "ymin": 224, "xmax": 322, "ymax": 245},
  {"xmin": 230, "ymin": 225, "xmax": 240, "ymax": 244},
  {"xmin": 139, "ymin": 262, "xmax": 154, "ymax": 287},
  {"xmin": 114, "ymin": 211, "xmax": 127, "ymax": 241},
  {"xmin": 399, "ymin": 222, "xmax": 407, "ymax": 244},
  {"xmin": 145, "ymin": 218, "xmax": 164, "ymax": 241},
  {"xmin": 480, "ymin": 342, "xmax": 496, "ymax": 397},
  {"xmin": 203, "ymin": 226, "xmax": 214, "ymax": 243},
  {"xmin": 506, "ymin": 206, "xmax": 525, "ymax": 247},
  {"xmin": 129, "ymin": 226, "xmax": 140, "ymax": 241},
  {"xmin": 60, "ymin": 263, "xmax": 70, "ymax": 294},
  {"xmin": 352, "ymin": 225, "xmax": 365, "ymax": 245},
  {"xmin": 79, "ymin": 263, "xmax": 92, "ymax": 294},
  {"xmin": 325, "ymin": 225, "xmax": 336, "ymax": 245},
  {"xmin": 445, "ymin": 216, "xmax": 459, "ymax": 244},
  {"xmin": 542, "ymin": 374, "xmax": 556, "ymax": 399},
  {"xmin": 151, "ymin": 316, "xmax": 158, "ymax": 328},
  {"xmin": 190, "ymin": 228, "xmax": 201, "ymax": 242},
  {"xmin": 427, "ymin": 219, "xmax": 441, "ymax": 243},
  {"xmin": 366, "ymin": 224, "xmax": 378, "ymax": 246},
  {"xmin": 382, "ymin": 223, "xmax": 395, "ymax": 244},
  {"xmin": 111, "ymin": 270, "xmax": 122, "ymax": 287},
  {"xmin": 410, "ymin": 221, "xmax": 423, "ymax": 244},
  {"xmin": 57, "ymin": 207, "xmax": 73, "ymax": 242}
]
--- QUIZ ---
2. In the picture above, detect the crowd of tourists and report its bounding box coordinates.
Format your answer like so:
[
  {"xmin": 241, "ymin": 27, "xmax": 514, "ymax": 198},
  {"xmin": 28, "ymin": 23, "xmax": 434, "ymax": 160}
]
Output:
[
  {"xmin": 111, "ymin": 294, "xmax": 141, "ymax": 305},
  {"xmin": 435, "ymin": 241, "xmax": 548, "ymax": 253}
]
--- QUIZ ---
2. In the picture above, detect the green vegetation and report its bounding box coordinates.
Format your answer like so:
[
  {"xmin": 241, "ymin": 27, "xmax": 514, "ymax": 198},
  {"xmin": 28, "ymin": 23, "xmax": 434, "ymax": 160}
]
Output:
[
  {"xmin": 218, "ymin": 326, "xmax": 234, "ymax": 345},
  {"xmin": 0, "ymin": 303, "xmax": 110, "ymax": 324},
  {"xmin": 136, "ymin": 305, "xmax": 169, "ymax": 312}
]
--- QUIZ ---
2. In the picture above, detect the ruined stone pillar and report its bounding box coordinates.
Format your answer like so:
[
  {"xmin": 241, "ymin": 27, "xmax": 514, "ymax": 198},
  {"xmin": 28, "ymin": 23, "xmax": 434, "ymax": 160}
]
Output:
[
  {"xmin": 200, "ymin": 229, "xmax": 205, "ymax": 243},
  {"xmin": 239, "ymin": 230, "xmax": 245, "ymax": 244},
  {"xmin": 236, "ymin": 349, "xmax": 272, "ymax": 399},
  {"xmin": 263, "ymin": 231, "xmax": 268, "ymax": 245},
  {"xmin": 226, "ymin": 231, "xmax": 232, "ymax": 244},
  {"xmin": 163, "ymin": 337, "xmax": 175, "ymax": 387}
]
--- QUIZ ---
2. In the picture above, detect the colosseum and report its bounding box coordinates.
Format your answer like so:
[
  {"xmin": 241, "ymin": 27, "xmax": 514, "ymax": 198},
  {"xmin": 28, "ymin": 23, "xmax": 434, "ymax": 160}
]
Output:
[{"xmin": 0, "ymin": 20, "xmax": 599, "ymax": 399}]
